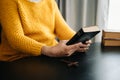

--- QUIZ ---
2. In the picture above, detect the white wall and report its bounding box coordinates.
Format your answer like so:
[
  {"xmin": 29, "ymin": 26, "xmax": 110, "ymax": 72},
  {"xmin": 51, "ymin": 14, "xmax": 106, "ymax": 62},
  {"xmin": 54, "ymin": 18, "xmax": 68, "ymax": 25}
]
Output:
[
  {"xmin": 96, "ymin": 0, "xmax": 109, "ymax": 42},
  {"xmin": 65, "ymin": 0, "xmax": 97, "ymax": 31}
]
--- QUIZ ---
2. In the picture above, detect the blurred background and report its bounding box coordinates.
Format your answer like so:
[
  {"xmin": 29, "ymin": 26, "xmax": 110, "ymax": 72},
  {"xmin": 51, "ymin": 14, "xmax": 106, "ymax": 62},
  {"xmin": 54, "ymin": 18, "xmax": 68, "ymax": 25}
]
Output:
[
  {"xmin": 18, "ymin": 0, "xmax": 119, "ymax": 43},
  {"xmin": 56, "ymin": 0, "xmax": 120, "ymax": 42}
]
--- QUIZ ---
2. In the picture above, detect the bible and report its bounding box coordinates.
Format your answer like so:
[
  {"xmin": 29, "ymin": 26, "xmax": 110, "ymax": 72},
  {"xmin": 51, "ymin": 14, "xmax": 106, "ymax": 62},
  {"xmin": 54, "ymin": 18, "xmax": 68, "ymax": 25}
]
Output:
[{"xmin": 66, "ymin": 26, "xmax": 100, "ymax": 45}]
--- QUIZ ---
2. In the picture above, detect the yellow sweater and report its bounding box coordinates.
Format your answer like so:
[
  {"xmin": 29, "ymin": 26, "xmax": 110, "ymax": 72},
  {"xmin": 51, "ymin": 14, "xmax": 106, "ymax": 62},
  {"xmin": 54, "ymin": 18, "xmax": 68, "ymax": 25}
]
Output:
[{"xmin": 0, "ymin": 0, "xmax": 75, "ymax": 61}]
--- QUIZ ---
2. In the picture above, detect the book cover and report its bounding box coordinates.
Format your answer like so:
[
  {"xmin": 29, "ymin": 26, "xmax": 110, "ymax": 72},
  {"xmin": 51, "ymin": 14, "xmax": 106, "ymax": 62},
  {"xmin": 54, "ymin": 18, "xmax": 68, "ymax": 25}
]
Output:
[
  {"xmin": 102, "ymin": 29, "xmax": 120, "ymax": 46},
  {"xmin": 66, "ymin": 26, "xmax": 100, "ymax": 45},
  {"xmin": 102, "ymin": 40, "xmax": 120, "ymax": 46},
  {"xmin": 102, "ymin": 30, "xmax": 120, "ymax": 39}
]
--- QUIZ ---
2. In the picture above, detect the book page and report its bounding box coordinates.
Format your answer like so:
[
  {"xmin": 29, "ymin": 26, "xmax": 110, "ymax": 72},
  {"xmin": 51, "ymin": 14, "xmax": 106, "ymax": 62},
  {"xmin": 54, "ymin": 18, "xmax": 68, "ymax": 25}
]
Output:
[{"xmin": 83, "ymin": 26, "xmax": 100, "ymax": 32}]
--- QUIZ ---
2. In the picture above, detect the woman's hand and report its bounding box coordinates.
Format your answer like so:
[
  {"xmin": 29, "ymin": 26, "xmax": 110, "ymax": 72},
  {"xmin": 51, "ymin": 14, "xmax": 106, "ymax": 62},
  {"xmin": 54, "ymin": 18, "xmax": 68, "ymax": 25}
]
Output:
[{"xmin": 41, "ymin": 40, "xmax": 92, "ymax": 57}]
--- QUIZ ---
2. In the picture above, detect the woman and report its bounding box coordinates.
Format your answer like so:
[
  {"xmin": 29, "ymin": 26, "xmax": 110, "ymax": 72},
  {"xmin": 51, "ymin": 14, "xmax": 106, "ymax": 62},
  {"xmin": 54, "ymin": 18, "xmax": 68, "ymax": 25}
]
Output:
[{"xmin": 0, "ymin": 0, "xmax": 91, "ymax": 61}]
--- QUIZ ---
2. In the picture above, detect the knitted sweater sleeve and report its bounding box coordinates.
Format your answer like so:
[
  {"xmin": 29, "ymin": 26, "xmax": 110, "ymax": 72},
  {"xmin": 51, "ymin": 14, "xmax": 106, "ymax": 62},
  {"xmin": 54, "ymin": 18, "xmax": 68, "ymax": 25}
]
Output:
[
  {"xmin": 0, "ymin": 0, "xmax": 45, "ymax": 56},
  {"xmin": 54, "ymin": 1, "xmax": 75, "ymax": 40}
]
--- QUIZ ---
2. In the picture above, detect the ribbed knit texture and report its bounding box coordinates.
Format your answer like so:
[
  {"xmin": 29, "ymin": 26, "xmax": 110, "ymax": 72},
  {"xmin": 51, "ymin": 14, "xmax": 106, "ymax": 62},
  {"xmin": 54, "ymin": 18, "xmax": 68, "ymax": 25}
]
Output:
[{"xmin": 0, "ymin": 0, "xmax": 75, "ymax": 61}]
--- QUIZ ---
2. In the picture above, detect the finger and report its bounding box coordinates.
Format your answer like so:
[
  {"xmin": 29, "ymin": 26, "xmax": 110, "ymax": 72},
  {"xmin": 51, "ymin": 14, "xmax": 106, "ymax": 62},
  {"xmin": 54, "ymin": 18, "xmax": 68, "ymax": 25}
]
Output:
[
  {"xmin": 87, "ymin": 44, "xmax": 90, "ymax": 47},
  {"xmin": 68, "ymin": 42, "xmax": 82, "ymax": 50},
  {"xmin": 77, "ymin": 47, "xmax": 89, "ymax": 52},
  {"xmin": 79, "ymin": 43, "xmax": 88, "ymax": 48},
  {"xmin": 85, "ymin": 40, "xmax": 92, "ymax": 44}
]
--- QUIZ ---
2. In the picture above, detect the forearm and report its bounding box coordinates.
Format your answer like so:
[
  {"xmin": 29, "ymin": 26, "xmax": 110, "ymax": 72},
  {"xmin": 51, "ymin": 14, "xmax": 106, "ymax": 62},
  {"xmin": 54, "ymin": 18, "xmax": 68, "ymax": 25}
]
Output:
[{"xmin": 8, "ymin": 34, "xmax": 46, "ymax": 56}]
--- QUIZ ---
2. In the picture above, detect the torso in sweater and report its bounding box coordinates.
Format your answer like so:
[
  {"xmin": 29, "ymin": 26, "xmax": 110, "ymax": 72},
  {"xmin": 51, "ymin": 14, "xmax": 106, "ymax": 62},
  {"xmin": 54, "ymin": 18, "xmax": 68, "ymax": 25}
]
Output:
[{"xmin": 0, "ymin": 0, "xmax": 75, "ymax": 61}]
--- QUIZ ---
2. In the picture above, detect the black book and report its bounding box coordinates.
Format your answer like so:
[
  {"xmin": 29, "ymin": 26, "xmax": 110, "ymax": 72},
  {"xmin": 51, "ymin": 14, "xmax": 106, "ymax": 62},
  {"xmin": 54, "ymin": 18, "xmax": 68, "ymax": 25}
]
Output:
[{"xmin": 66, "ymin": 26, "xmax": 100, "ymax": 45}]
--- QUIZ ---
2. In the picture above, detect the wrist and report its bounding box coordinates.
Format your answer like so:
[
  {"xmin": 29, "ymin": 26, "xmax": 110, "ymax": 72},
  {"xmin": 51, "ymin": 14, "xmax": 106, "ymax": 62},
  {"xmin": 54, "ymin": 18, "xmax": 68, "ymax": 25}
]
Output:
[{"xmin": 41, "ymin": 46, "xmax": 51, "ymax": 56}]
